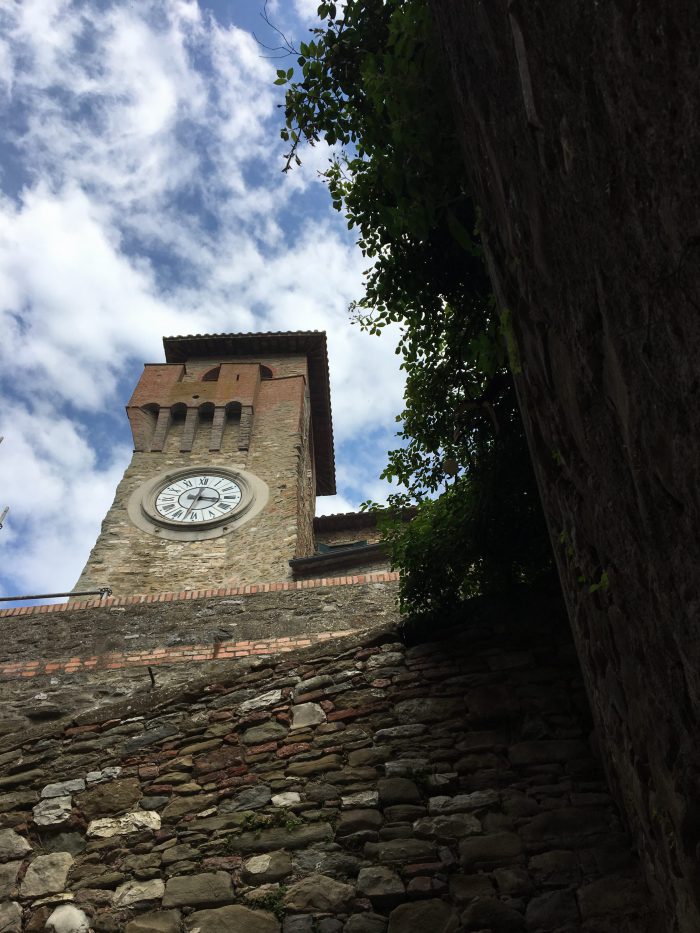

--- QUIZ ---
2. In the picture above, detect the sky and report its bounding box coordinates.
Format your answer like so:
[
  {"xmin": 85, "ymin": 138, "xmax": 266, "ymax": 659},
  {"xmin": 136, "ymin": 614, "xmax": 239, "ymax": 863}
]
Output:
[{"xmin": 0, "ymin": 0, "xmax": 406, "ymax": 602}]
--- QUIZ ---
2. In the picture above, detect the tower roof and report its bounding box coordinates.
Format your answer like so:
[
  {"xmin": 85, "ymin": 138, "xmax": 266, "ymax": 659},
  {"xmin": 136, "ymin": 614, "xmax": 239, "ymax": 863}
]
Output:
[{"xmin": 162, "ymin": 331, "xmax": 335, "ymax": 495}]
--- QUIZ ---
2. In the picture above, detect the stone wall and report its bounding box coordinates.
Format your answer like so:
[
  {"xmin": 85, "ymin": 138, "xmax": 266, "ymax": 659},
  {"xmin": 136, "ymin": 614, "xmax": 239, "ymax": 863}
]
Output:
[
  {"xmin": 0, "ymin": 576, "xmax": 399, "ymax": 731},
  {"xmin": 0, "ymin": 599, "xmax": 659, "ymax": 932},
  {"xmin": 429, "ymin": 3, "xmax": 700, "ymax": 928}
]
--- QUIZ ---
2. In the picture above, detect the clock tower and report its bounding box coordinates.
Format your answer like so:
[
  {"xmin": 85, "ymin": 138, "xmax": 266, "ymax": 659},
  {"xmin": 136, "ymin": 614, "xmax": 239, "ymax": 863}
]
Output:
[{"xmin": 74, "ymin": 331, "xmax": 335, "ymax": 596}]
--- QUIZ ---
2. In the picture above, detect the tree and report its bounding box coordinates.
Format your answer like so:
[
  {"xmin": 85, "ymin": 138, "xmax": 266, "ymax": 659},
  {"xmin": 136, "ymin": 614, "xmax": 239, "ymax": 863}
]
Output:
[{"xmin": 277, "ymin": 0, "xmax": 554, "ymax": 617}]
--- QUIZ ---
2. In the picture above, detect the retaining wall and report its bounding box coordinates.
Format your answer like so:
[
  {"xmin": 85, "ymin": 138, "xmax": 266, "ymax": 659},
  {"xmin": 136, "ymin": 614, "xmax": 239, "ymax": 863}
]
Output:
[{"xmin": 0, "ymin": 598, "xmax": 659, "ymax": 932}]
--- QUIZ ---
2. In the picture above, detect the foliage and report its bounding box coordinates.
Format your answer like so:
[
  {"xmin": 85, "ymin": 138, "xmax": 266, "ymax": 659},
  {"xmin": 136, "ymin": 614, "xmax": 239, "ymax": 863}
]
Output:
[{"xmin": 277, "ymin": 0, "xmax": 554, "ymax": 618}]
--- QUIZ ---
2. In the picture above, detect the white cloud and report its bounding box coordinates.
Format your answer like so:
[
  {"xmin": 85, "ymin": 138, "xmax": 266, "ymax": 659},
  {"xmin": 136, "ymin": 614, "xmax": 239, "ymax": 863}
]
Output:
[
  {"xmin": 0, "ymin": 407, "xmax": 130, "ymax": 595},
  {"xmin": 0, "ymin": 0, "xmax": 404, "ymax": 599}
]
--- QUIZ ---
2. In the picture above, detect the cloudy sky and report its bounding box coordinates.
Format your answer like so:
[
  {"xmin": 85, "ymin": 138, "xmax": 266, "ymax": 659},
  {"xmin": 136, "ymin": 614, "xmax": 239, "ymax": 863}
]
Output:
[{"xmin": 0, "ymin": 0, "xmax": 405, "ymax": 602}]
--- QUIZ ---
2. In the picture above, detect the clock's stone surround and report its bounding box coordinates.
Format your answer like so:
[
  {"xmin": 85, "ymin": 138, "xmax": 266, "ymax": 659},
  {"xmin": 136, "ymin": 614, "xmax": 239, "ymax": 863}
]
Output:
[{"xmin": 74, "ymin": 335, "xmax": 328, "ymax": 596}]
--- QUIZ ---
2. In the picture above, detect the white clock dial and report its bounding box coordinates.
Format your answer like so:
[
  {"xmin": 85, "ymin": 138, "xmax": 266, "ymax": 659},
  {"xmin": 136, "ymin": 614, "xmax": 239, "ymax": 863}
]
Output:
[{"xmin": 154, "ymin": 473, "xmax": 242, "ymax": 524}]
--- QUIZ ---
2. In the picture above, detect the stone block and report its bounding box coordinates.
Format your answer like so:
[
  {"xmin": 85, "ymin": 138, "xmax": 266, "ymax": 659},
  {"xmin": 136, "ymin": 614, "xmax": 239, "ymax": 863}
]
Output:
[
  {"xmin": 240, "ymin": 689, "xmax": 284, "ymax": 712},
  {"xmin": 342, "ymin": 791, "xmax": 379, "ymax": 808},
  {"xmin": 448, "ymin": 872, "xmax": 495, "ymax": 903},
  {"xmin": 33, "ymin": 796, "xmax": 72, "ymax": 826},
  {"xmin": 76, "ymin": 778, "xmax": 141, "ymax": 819},
  {"xmin": 428, "ymin": 791, "xmax": 499, "ymax": 814},
  {"xmin": 343, "ymin": 914, "xmax": 387, "ymax": 933},
  {"xmin": 461, "ymin": 897, "xmax": 525, "ymax": 931},
  {"xmin": 528, "ymin": 850, "xmax": 579, "ymax": 886},
  {"xmin": 284, "ymin": 873, "xmax": 355, "ymax": 912},
  {"xmin": 227, "ymin": 821, "xmax": 333, "ymax": 853},
  {"xmin": 186, "ymin": 904, "xmax": 280, "ymax": 932},
  {"xmin": 242, "ymin": 851, "xmax": 293, "ymax": 884},
  {"xmin": 394, "ymin": 698, "xmax": 463, "ymax": 724},
  {"xmin": 21, "ymin": 852, "xmax": 73, "ymax": 896},
  {"xmin": 87, "ymin": 810, "xmax": 161, "ymax": 838},
  {"xmin": 163, "ymin": 870, "xmax": 234, "ymax": 907},
  {"xmin": 272, "ymin": 792, "xmax": 301, "ymax": 808},
  {"xmin": 367, "ymin": 838, "xmax": 435, "ymax": 863},
  {"xmin": 0, "ymin": 828, "xmax": 31, "ymax": 861},
  {"xmin": 387, "ymin": 899, "xmax": 459, "ymax": 933},
  {"xmin": 336, "ymin": 809, "xmax": 383, "ymax": 835},
  {"xmin": 286, "ymin": 754, "xmax": 342, "ymax": 777},
  {"xmin": 162, "ymin": 794, "xmax": 217, "ymax": 822},
  {"xmin": 357, "ymin": 865, "xmax": 405, "ymax": 907},
  {"xmin": 125, "ymin": 910, "xmax": 182, "ymax": 933},
  {"xmin": 525, "ymin": 889, "xmax": 578, "ymax": 930},
  {"xmin": 220, "ymin": 785, "xmax": 271, "ymax": 812},
  {"xmin": 413, "ymin": 813, "xmax": 481, "ymax": 841},
  {"xmin": 378, "ymin": 778, "xmax": 420, "ymax": 805},
  {"xmin": 41, "ymin": 780, "xmax": 86, "ymax": 799},
  {"xmin": 577, "ymin": 877, "xmax": 650, "ymax": 918},
  {"xmin": 459, "ymin": 832, "xmax": 524, "ymax": 868},
  {"xmin": 0, "ymin": 902, "xmax": 22, "ymax": 933},
  {"xmin": 243, "ymin": 722, "xmax": 289, "ymax": 744},
  {"xmin": 113, "ymin": 878, "xmax": 166, "ymax": 907},
  {"xmin": 291, "ymin": 703, "xmax": 326, "ymax": 730},
  {"xmin": 0, "ymin": 859, "xmax": 21, "ymax": 897}
]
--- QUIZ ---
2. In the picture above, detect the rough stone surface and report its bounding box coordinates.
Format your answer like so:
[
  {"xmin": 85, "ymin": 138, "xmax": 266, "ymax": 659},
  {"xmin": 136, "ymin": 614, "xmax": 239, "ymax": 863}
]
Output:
[
  {"xmin": 124, "ymin": 910, "xmax": 182, "ymax": 933},
  {"xmin": 430, "ymin": 1, "xmax": 700, "ymax": 928},
  {"xmin": 186, "ymin": 904, "xmax": 280, "ymax": 933},
  {"xmin": 20, "ymin": 852, "xmax": 73, "ymax": 897},
  {"xmin": 291, "ymin": 703, "xmax": 326, "ymax": 730},
  {"xmin": 242, "ymin": 851, "xmax": 293, "ymax": 884},
  {"xmin": 162, "ymin": 870, "xmax": 234, "ymax": 907},
  {"xmin": 76, "ymin": 777, "xmax": 141, "ymax": 819},
  {"xmin": 0, "ymin": 859, "xmax": 21, "ymax": 897},
  {"xmin": 0, "ymin": 610, "xmax": 655, "ymax": 932},
  {"xmin": 0, "ymin": 829, "xmax": 31, "ymax": 861},
  {"xmin": 87, "ymin": 810, "xmax": 161, "ymax": 837},
  {"xmin": 41, "ymin": 779, "xmax": 86, "ymax": 799},
  {"xmin": 284, "ymin": 873, "xmax": 355, "ymax": 913},
  {"xmin": 113, "ymin": 878, "xmax": 166, "ymax": 907},
  {"xmin": 387, "ymin": 899, "xmax": 458, "ymax": 933},
  {"xmin": 33, "ymin": 796, "xmax": 72, "ymax": 826},
  {"xmin": 357, "ymin": 866, "xmax": 405, "ymax": 906},
  {"xmin": 0, "ymin": 902, "xmax": 21, "ymax": 933}
]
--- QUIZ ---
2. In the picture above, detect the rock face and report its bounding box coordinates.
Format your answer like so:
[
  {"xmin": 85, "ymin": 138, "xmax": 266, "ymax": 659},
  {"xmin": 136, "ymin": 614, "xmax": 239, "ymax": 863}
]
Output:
[
  {"xmin": 0, "ymin": 617, "xmax": 656, "ymax": 930},
  {"xmin": 429, "ymin": 1, "xmax": 700, "ymax": 928}
]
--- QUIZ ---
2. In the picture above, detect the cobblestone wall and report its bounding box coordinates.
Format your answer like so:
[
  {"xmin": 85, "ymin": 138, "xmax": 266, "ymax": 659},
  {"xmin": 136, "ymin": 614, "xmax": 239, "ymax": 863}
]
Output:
[{"xmin": 0, "ymin": 601, "xmax": 659, "ymax": 932}]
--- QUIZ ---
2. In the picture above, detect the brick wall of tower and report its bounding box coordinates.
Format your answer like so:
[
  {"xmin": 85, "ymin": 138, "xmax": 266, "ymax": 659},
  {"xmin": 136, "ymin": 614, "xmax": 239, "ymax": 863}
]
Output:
[{"xmin": 74, "ymin": 354, "xmax": 317, "ymax": 597}]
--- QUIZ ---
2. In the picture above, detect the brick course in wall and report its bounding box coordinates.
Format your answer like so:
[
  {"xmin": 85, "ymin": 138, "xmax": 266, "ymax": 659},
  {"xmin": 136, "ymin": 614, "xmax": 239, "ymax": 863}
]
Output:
[{"xmin": 0, "ymin": 574, "xmax": 400, "ymax": 730}]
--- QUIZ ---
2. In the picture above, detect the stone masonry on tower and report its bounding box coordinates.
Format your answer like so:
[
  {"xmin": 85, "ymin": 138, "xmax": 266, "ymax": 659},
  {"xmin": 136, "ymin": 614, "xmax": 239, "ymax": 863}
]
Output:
[{"xmin": 74, "ymin": 331, "xmax": 383, "ymax": 597}]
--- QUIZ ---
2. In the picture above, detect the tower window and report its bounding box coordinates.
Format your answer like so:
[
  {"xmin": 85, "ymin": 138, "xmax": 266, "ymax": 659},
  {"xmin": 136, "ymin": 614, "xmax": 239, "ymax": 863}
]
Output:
[
  {"xmin": 202, "ymin": 365, "xmax": 221, "ymax": 382},
  {"xmin": 260, "ymin": 365, "xmax": 273, "ymax": 380}
]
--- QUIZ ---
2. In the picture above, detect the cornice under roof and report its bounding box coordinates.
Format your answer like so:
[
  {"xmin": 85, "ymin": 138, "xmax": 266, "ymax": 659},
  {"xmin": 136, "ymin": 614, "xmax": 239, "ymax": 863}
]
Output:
[{"xmin": 162, "ymin": 331, "xmax": 335, "ymax": 496}]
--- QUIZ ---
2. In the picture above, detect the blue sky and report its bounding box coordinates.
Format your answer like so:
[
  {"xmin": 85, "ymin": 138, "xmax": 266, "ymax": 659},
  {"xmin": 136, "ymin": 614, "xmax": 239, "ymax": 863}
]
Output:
[{"xmin": 0, "ymin": 0, "xmax": 405, "ymax": 601}]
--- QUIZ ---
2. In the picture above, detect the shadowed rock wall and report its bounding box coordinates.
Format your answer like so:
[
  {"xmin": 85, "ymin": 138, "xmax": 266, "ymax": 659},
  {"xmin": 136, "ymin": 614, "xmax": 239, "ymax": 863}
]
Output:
[
  {"xmin": 429, "ymin": 2, "xmax": 700, "ymax": 928},
  {"xmin": 0, "ymin": 601, "xmax": 657, "ymax": 932}
]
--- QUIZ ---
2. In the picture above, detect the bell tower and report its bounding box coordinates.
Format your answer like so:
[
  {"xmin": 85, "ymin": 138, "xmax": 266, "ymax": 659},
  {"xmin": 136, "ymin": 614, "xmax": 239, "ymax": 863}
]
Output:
[{"xmin": 74, "ymin": 331, "xmax": 335, "ymax": 597}]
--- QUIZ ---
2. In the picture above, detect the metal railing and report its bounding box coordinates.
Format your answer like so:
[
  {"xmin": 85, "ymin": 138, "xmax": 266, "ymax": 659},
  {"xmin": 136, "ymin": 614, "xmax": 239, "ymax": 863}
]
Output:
[{"xmin": 0, "ymin": 587, "xmax": 112, "ymax": 603}]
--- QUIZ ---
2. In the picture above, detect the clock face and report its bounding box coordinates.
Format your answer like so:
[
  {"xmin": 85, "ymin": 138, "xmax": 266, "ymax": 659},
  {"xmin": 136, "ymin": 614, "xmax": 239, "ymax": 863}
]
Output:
[{"xmin": 154, "ymin": 473, "xmax": 242, "ymax": 524}]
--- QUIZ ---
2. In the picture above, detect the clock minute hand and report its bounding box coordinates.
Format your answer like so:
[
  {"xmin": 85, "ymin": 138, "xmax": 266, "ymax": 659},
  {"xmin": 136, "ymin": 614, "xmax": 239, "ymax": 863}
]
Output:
[{"xmin": 184, "ymin": 488, "xmax": 205, "ymax": 516}]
